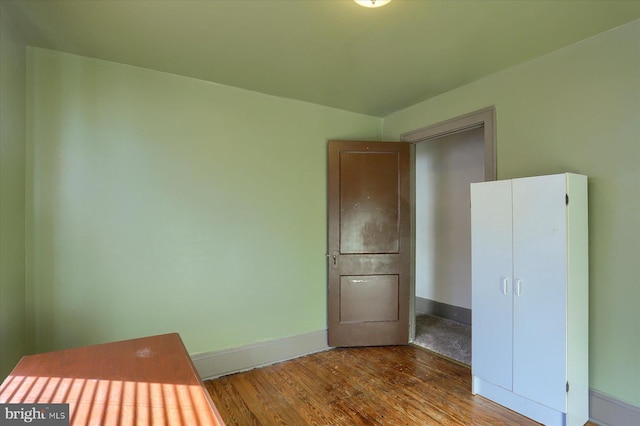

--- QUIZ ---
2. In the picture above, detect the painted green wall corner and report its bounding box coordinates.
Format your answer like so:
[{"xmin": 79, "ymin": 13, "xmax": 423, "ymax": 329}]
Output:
[
  {"xmin": 383, "ymin": 20, "xmax": 640, "ymax": 407},
  {"xmin": 26, "ymin": 48, "xmax": 382, "ymax": 357},
  {"xmin": 0, "ymin": 5, "xmax": 27, "ymax": 380}
]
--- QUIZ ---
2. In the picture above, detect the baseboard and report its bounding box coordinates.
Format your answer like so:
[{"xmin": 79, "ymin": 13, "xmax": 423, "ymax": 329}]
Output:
[
  {"xmin": 589, "ymin": 389, "xmax": 640, "ymax": 426},
  {"xmin": 473, "ymin": 375, "xmax": 570, "ymax": 425},
  {"xmin": 416, "ymin": 297, "xmax": 471, "ymax": 326},
  {"xmin": 192, "ymin": 329, "xmax": 330, "ymax": 380},
  {"xmin": 191, "ymin": 329, "xmax": 639, "ymax": 426}
]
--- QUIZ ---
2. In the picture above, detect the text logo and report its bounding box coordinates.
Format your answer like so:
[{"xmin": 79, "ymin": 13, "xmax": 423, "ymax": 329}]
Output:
[{"xmin": 0, "ymin": 404, "xmax": 69, "ymax": 425}]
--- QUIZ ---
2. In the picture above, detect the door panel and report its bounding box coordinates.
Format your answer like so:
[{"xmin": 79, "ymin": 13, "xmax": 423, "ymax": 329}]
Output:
[
  {"xmin": 340, "ymin": 275, "xmax": 399, "ymax": 323},
  {"xmin": 470, "ymin": 180, "xmax": 514, "ymax": 390},
  {"xmin": 328, "ymin": 140, "xmax": 410, "ymax": 347},
  {"xmin": 339, "ymin": 151, "xmax": 401, "ymax": 254},
  {"xmin": 512, "ymin": 175, "xmax": 568, "ymax": 411}
]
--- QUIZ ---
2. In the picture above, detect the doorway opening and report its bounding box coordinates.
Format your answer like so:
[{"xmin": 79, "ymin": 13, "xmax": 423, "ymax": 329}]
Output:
[{"xmin": 402, "ymin": 107, "xmax": 496, "ymax": 365}]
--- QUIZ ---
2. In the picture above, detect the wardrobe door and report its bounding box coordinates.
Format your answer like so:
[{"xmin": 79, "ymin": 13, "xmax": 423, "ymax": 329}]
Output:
[
  {"xmin": 512, "ymin": 175, "xmax": 568, "ymax": 411},
  {"xmin": 471, "ymin": 180, "xmax": 513, "ymax": 390}
]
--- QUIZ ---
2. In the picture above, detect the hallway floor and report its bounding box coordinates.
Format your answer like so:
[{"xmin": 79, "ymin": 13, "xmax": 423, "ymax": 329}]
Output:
[{"xmin": 413, "ymin": 313, "xmax": 471, "ymax": 365}]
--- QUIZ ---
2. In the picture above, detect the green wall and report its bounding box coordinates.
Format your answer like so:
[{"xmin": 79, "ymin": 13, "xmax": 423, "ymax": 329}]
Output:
[
  {"xmin": 26, "ymin": 48, "xmax": 381, "ymax": 357},
  {"xmin": 383, "ymin": 20, "xmax": 640, "ymax": 407},
  {"xmin": 13, "ymin": 12, "xmax": 640, "ymax": 409},
  {"xmin": 0, "ymin": 5, "xmax": 27, "ymax": 379}
]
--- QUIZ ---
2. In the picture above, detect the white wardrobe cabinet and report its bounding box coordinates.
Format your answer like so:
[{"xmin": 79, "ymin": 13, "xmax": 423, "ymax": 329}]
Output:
[{"xmin": 470, "ymin": 173, "xmax": 588, "ymax": 426}]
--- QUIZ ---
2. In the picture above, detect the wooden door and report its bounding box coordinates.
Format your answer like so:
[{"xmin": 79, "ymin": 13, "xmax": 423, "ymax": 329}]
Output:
[
  {"xmin": 512, "ymin": 174, "xmax": 568, "ymax": 411},
  {"xmin": 327, "ymin": 140, "xmax": 410, "ymax": 347},
  {"xmin": 470, "ymin": 180, "xmax": 514, "ymax": 391}
]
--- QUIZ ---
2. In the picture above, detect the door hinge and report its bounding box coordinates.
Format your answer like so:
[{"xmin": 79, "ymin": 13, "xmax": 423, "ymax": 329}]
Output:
[
  {"xmin": 566, "ymin": 381, "xmax": 570, "ymax": 392},
  {"xmin": 565, "ymin": 194, "xmax": 569, "ymax": 205}
]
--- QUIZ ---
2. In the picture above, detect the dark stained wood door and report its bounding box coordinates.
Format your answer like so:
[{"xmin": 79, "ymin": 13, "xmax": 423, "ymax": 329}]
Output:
[{"xmin": 327, "ymin": 140, "xmax": 410, "ymax": 346}]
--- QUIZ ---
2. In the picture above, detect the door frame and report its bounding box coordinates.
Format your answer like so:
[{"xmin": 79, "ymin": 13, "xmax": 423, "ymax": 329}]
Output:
[{"xmin": 400, "ymin": 106, "xmax": 496, "ymax": 341}]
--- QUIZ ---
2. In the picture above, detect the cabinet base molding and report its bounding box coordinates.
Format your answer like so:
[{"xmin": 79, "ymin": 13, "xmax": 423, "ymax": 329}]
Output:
[{"xmin": 472, "ymin": 376, "xmax": 582, "ymax": 426}]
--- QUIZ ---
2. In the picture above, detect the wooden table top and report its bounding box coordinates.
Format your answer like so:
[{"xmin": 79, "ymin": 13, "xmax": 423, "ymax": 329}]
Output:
[{"xmin": 0, "ymin": 333, "xmax": 225, "ymax": 425}]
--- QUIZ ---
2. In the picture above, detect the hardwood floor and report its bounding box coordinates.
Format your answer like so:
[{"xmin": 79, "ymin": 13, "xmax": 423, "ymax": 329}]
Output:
[{"xmin": 204, "ymin": 345, "xmax": 545, "ymax": 425}]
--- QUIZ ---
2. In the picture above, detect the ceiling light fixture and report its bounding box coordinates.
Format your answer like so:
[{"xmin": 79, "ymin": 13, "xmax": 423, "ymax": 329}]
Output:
[{"xmin": 354, "ymin": 0, "xmax": 392, "ymax": 8}]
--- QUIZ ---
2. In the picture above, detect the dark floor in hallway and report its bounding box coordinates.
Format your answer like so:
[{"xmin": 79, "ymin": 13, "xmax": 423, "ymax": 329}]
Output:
[{"xmin": 413, "ymin": 313, "xmax": 471, "ymax": 365}]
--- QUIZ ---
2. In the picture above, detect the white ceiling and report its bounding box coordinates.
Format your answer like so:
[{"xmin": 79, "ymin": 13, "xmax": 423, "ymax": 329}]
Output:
[{"xmin": 4, "ymin": 0, "xmax": 640, "ymax": 116}]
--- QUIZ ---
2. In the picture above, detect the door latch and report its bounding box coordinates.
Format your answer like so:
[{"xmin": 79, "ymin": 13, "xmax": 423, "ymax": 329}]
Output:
[{"xmin": 327, "ymin": 252, "xmax": 338, "ymax": 269}]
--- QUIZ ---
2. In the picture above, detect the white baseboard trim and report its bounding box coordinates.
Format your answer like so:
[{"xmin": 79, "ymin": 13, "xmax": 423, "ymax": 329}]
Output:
[
  {"xmin": 590, "ymin": 389, "xmax": 640, "ymax": 426},
  {"xmin": 192, "ymin": 329, "xmax": 330, "ymax": 380}
]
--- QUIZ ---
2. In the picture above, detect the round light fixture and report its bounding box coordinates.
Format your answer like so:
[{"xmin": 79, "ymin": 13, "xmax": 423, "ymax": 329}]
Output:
[{"xmin": 354, "ymin": 0, "xmax": 392, "ymax": 8}]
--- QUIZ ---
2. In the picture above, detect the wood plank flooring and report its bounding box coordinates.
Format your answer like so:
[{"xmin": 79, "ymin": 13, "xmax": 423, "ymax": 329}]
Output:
[{"xmin": 204, "ymin": 345, "xmax": 546, "ymax": 425}]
